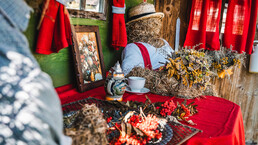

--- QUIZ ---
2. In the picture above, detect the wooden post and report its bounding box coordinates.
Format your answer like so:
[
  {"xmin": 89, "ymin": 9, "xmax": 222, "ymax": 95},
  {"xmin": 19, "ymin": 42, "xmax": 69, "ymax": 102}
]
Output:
[{"xmin": 155, "ymin": 0, "xmax": 191, "ymax": 49}]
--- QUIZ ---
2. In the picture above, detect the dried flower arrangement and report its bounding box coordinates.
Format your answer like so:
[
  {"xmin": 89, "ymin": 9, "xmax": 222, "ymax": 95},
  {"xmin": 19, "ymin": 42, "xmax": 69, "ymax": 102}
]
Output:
[
  {"xmin": 127, "ymin": 49, "xmax": 212, "ymax": 98},
  {"xmin": 162, "ymin": 47, "xmax": 211, "ymax": 95},
  {"xmin": 127, "ymin": 45, "xmax": 246, "ymax": 98},
  {"xmin": 207, "ymin": 46, "xmax": 246, "ymax": 78}
]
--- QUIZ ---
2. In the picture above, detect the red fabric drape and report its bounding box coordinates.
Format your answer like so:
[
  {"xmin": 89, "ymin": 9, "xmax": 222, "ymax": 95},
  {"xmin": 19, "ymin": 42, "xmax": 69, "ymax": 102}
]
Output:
[
  {"xmin": 36, "ymin": 0, "xmax": 72, "ymax": 55},
  {"xmin": 184, "ymin": 0, "xmax": 222, "ymax": 50},
  {"xmin": 111, "ymin": 0, "xmax": 127, "ymax": 50},
  {"xmin": 134, "ymin": 42, "xmax": 152, "ymax": 70},
  {"xmin": 223, "ymin": 0, "xmax": 258, "ymax": 54},
  {"xmin": 56, "ymin": 85, "xmax": 245, "ymax": 145}
]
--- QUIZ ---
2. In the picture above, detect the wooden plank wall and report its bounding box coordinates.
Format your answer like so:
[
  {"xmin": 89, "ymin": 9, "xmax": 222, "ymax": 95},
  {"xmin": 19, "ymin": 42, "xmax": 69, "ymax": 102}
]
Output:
[
  {"xmin": 155, "ymin": 0, "xmax": 191, "ymax": 48},
  {"xmin": 212, "ymin": 61, "xmax": 258, "ymax": 143},
  {"xmin": 155, "ymin": 0, "xmax": 258, "ymax": 143}
]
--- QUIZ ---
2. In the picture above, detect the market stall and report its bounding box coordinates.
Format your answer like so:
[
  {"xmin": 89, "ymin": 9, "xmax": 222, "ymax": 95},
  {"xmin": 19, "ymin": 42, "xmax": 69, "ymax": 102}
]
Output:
[{"xmin": 54, "ymin": 0, "xmax": 255, "ymax": 144}]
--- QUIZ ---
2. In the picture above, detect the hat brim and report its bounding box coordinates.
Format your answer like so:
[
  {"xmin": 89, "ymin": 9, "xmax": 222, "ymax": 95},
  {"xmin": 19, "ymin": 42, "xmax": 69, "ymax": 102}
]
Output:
[{"xmin": 126, "ymin": 12, "xmax": 164, "ymax": 25}]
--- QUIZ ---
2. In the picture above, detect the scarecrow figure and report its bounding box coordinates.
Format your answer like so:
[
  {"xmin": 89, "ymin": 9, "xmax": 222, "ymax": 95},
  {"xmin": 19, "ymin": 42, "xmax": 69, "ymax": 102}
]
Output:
[{"xmin": 122, "ymin": 2, "xmax": 174, "ymax": 75}]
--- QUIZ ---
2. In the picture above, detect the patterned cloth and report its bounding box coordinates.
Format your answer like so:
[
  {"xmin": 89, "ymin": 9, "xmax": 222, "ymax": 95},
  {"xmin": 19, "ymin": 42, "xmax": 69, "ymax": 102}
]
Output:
[{"xmin": 0, "ymin": 0, "xmax": 64, "ymax": 144}]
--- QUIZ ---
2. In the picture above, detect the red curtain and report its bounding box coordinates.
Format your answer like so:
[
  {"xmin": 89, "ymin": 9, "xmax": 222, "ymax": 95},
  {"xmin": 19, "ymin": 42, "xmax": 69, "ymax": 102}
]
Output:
[
  {"xmin": 223, "ymin": 0, "xmax": 258, "ymax": 54},
  {"xmin": 111, "ymin": 0, "xmax": 127, "ymax": 50},
  {"xmin": 184, "ymin": 0, "xmax": 222, "ymax": 50}
]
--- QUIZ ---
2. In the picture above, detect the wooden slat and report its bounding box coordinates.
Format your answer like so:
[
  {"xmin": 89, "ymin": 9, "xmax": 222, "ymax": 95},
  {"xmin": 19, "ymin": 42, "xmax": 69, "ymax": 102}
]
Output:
[{"xmin": 155, "ymin": 0, "xmax": 181, "ymax": 49}]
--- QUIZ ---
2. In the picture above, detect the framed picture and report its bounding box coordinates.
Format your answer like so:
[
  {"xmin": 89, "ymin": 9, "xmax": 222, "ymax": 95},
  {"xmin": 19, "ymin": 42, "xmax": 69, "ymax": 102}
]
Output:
[
  {"xmin": 67, "ymin": 0, "xmax": 108, "ymax": 20},
  {"xmin": 71, "ymin": 25, "xmax": 105, "ymax": 92}
]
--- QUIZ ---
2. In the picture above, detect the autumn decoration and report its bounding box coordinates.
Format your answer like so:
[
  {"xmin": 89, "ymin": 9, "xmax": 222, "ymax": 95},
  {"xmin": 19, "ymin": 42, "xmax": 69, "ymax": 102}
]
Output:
[
  {"xmin": 63, "ymin": 96, "xmax": 199, "ymax": 145},
  {"xmin": 127, "ymin": 46, "xmax": 245, "ymax": 98},
  {"xmin": 208, "ymin": 46, "xmax": 245, "ymax": 78}
]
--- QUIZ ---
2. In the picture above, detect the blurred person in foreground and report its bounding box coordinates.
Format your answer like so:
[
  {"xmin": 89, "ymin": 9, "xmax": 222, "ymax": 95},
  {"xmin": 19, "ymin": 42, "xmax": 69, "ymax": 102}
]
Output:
[{"xmin": 0, "ymin": 0, "xmax": 68, "ymax": 144}]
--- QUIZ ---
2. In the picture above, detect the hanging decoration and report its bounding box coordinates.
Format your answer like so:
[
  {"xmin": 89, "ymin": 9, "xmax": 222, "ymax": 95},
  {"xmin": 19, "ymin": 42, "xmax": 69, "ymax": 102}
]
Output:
[
  {"xmin": 223, "ymin": 0, "xmax": 258, "ymax": 54},
  {"xmin": 184, "ymin": 0, "xmax": 222, "ymax": 50},
  {"xmin": 36, "ymin": 0, "xmax": 72, "ymax": 55},
  {"xmin": 111, "ymin": 0, "xmax": 127, "ymax": 50}
]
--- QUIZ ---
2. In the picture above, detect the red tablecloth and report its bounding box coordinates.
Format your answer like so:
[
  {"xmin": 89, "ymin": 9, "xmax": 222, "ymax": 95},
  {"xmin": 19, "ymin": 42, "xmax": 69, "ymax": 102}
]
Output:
[{"xmin": 56, "ymin": 85, "xmax": 245, "ymax": 145}]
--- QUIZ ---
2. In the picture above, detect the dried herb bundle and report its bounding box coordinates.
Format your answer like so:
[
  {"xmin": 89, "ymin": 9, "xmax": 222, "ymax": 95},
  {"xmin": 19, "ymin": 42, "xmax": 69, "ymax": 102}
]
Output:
[
  {"xmin": 207, "ymin": 46, "xmax": 246, "ymax": 78},
  {"xmin": 127, "ymin": 66, "xmax": 211, "ymax": 99},
  {"xmin": 127, "ymin": 45, "xmax": 245, "ymax": 98},
  {"xmin": 64, "ymin": 104, "xmax": 108, "ymax": 145},
  {"xmin": 163, "ymin": 47, "xmax": 211, "ymax": 93}
]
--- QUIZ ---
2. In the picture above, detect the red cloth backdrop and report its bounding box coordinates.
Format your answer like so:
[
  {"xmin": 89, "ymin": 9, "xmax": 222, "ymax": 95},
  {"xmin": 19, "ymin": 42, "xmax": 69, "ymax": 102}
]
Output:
[
  {"xmin": 56, "ymin": 85, "xmax": 245, "ymax": 145},
  {"xmin": 184, "ymin": 0, "xmax": 222, "ymax": 50},
  {"xmin": 36, "ymin": 0, "xmax": 72, "ymax": 55},
  {"xmin": 111, "ymin": 0, "xmax": 127, "ymax": 50},
  {"xmin": 223, "ymin": 0, "xmax": 258, "ymax": 54}
]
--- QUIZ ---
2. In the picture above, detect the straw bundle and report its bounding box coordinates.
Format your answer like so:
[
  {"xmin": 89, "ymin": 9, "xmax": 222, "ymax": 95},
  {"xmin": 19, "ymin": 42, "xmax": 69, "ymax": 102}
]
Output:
[
  {"xmin": 65, "ymin": 104, "xmax": 108, "ymax": 145},
  {"xmin": 126, "ymin": 17, "xmax": 164, "ymax": 48},
  {"xmin": 127, "ymin": 67, "xmax": 211, "ymax": 98}
]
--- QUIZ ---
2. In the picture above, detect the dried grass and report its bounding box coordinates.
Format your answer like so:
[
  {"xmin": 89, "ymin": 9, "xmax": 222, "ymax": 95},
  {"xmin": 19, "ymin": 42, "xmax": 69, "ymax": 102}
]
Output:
[
  {"xmin": 65, "ymin": 104, "xmax": 108, "ymax": 145},
  {"xmin": 126, "ymin": 67, "xmax": 214, "ymax": 98},
  {"xmin": 125, "ymin": 45, "xmax": 245, "ymax": 98},
  {"xmin": 126, "ymin": 17, "xmax": 165, "ymax": 48}
]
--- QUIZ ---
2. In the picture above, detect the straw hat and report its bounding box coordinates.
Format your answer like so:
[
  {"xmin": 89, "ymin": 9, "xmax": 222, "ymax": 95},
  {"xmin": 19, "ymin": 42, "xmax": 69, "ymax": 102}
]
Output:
[{"xmin": 126, "ymin": 2, "xmax": 164, "ymax": 24}]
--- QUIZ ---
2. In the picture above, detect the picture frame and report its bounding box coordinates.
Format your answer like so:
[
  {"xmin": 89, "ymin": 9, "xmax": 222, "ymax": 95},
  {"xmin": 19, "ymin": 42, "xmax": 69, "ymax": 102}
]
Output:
[
  {"xmin": 71, "ymin": 25, "xmax": 106, "ymax": 92},
  {"xmin": 66, "ymin": 0, "xmax": 108, "ymax": 20}
]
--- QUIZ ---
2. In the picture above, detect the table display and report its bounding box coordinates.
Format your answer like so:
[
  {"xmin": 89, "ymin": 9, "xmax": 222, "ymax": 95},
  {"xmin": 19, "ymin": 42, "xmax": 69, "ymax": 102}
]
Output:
[
  {"xmin": 62, "ymin": 97, "xmax": 200, "ymax": 145},
  {"xmin": 57, "ymin": 85, "xmax": 245, "ymax": 145}
]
